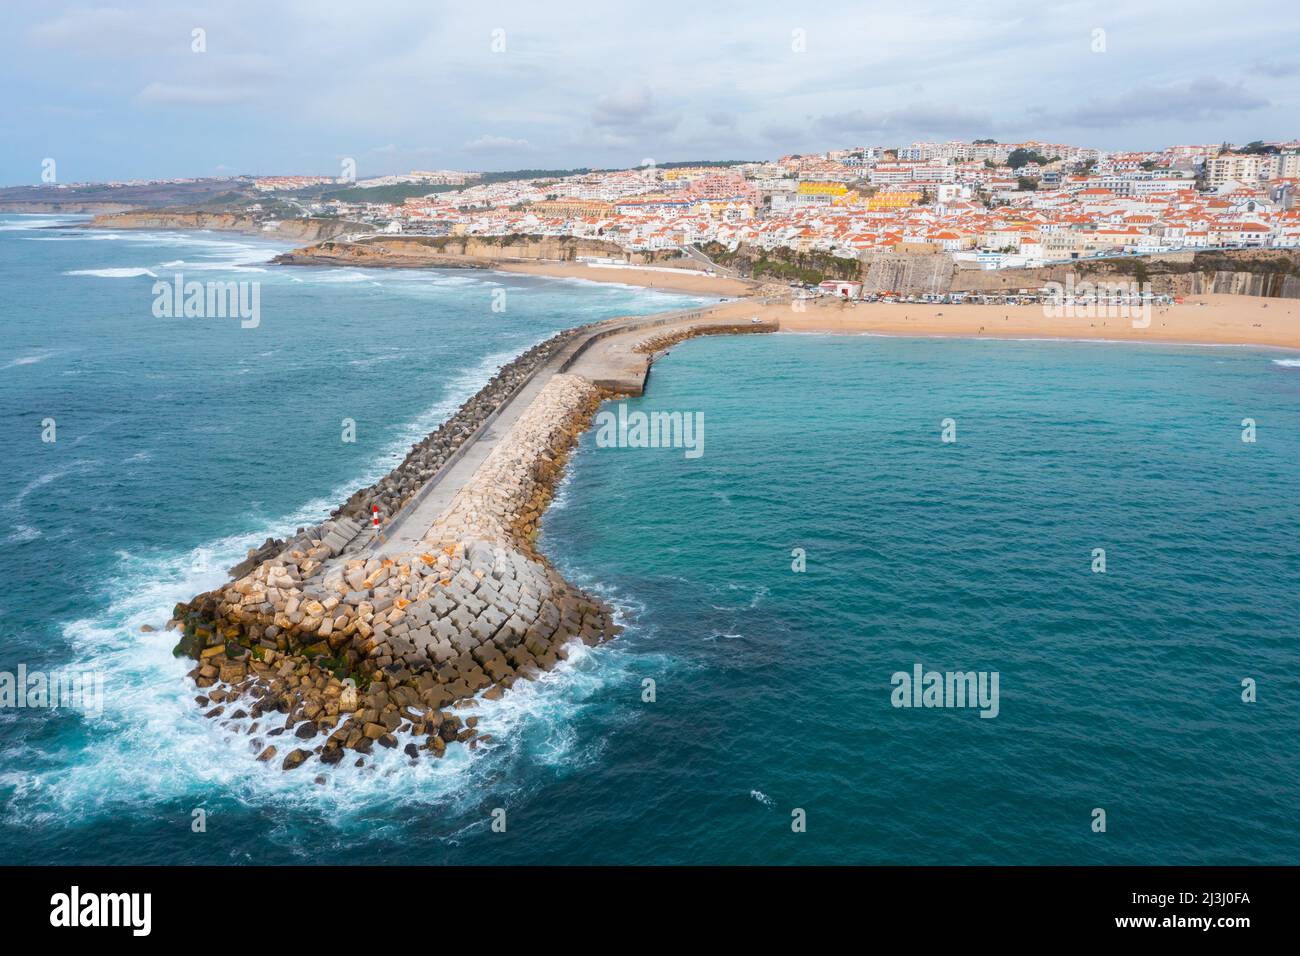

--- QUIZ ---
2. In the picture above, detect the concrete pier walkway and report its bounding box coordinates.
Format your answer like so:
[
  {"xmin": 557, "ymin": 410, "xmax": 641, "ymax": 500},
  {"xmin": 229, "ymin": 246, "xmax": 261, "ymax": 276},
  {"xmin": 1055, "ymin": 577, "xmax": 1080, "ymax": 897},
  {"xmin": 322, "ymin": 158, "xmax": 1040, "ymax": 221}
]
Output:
[{"xmin": 370, "ymin": 299, "xmax": 778, "ymax": 557}]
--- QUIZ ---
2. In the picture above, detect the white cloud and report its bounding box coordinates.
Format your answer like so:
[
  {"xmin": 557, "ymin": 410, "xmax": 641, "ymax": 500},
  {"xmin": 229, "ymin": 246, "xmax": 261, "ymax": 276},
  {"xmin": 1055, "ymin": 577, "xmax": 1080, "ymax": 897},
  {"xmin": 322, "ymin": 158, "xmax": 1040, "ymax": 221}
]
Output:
[
  {"xmin": 591, "ymin": 87, "xmax": 679, "ymax": 135},
  {"xmin": 815, "ymin": 106, "xmax": 997, "ymax": 139},
  {"xmin": 1046, "ymin": 77, "xmax": 1269, "ymax": 129},
  {"xmin": 5, "ymin": 0, "xmax": 1299, "ymax": 182},
  {"xmin": 463, "ymin": 135, "xmax": 532, "ymax": 153}
]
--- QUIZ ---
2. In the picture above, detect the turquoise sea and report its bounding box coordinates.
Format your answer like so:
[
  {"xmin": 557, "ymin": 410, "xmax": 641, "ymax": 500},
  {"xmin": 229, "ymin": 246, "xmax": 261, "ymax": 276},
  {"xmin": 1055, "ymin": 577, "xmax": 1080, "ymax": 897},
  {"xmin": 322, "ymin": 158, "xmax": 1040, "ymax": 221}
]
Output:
[{"xmin": 1, "ymin": 213, "xmax": 1298, "ymax": 864}]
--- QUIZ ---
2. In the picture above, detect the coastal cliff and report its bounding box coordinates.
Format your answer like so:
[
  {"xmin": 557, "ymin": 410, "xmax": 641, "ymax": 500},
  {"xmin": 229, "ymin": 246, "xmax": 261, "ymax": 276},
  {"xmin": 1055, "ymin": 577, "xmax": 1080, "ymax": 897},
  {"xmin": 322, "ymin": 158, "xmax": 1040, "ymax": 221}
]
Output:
[
  {"xmin": 273, "ymin": 234, "xmax": 691, "ymax": 269},
  {"xmin": 951, "ymin": 249, "xmax": 1300, "ymax": 299},
  {"xmin": 0, "ymin": 201, "xmax": 137, "ymax": 214},
  {"xmin": 87, "ymin": 210, "xmax": 360, "ymax": 242}
]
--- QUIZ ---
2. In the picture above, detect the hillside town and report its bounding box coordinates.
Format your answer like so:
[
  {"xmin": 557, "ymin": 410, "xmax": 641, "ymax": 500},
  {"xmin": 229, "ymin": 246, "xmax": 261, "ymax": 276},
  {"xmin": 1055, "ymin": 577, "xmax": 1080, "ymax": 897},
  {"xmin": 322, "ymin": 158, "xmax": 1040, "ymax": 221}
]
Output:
[{"xmin": 250, "ymin": 139, "xmax": 1300, "ymax": 271}]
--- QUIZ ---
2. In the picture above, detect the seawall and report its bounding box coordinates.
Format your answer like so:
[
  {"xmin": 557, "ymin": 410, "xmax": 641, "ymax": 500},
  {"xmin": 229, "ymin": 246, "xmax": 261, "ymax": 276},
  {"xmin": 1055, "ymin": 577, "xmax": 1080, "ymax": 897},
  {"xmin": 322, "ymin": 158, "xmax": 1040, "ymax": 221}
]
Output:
[{"xmin": 172, "ymin": 303, "xmax": 779, "ymax": 771}]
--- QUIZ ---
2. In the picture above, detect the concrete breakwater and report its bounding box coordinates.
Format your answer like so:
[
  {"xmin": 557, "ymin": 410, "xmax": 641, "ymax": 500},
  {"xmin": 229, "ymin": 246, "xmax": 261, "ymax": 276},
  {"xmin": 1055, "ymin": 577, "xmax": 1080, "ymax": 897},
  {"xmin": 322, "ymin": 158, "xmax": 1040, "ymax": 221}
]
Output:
[
  {"xmin": 171, "ymin": 304, "xmax": 779, "ymax": 772},
  {"xmin": 226, "ymin": 326, "xmax": 597, "ymax": 579}
]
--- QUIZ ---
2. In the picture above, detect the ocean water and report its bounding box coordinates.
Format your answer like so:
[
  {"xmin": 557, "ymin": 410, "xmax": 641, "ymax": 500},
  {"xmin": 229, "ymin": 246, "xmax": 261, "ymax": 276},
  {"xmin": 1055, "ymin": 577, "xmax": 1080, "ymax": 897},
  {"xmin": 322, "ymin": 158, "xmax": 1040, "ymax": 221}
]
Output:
[
  {"xmin": 2, "ymin": 214, "xmax": 1298, "ymax": 864},
  {"xmin": 0, "ymin": 214, "xmax": 715, "ymax": 863},
  {"xmin": 540, "ymin": 333, "xmax": 1300, "ymax": 864}
]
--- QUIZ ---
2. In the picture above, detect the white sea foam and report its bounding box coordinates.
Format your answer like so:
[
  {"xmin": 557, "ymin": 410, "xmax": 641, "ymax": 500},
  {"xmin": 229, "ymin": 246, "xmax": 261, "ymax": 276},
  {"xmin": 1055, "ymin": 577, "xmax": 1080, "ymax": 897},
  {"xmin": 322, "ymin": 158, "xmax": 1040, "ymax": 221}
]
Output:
[
  {"xmin": 37, "ymin": 230, "xmax": 283, "ymax": 268},
  {"xmin": 26, "ymin": 232, "xmax": 127, "ymax": 241},
  {"xmin": 465, "ymin": 642, "xmax": 613, "ymax": 772},
  {"xmin": 3, "ymin": 350, "xmax": 56, "ymax": 369},
  {"xmin": 708, "ymin": 582, "xmax": 769, "ymax": 612},
  {"xmin": 0, "ymin": 339, "xmax": 614, "ymax": 825},
  {"xmin": 750, "ymin": 790, "xmax": 775, "ymax": 808},
  {"xmin": 303, "ymin": 270, "xmax": 370, "ymax": 284},
  {"xmin": 500, "ymin": 270, "xmax": 681, "ymax": 297},
  {"xmin": 14, "ymin": 524, "xmax": 646, "ymax": 824},
  {"xmin": 13, "ymin": 467, "xmax": 72, "ymax": 507},
  {"xmin": 1272, "ymin": 358, "xmax": 1300, "ymax": 368},
  {"xmin": 161, "ymin": 258, "xmax": 268, "ymax": 273},
  {"xmin": 383, "ymin": 272, "xmax": 486, "ymax": 288},
  {"xmin": 0, "ymin": 217, "xmax": 81, "ymax": 231},
  {"xmin": 546, "ymin": 469, "xmax": 575, "ymax": 513},
  {"xmin": 348, "ymin": 351, "xmax": 409, "ymax": 368},
  {"xmin": 64, "ymin": 267, "xmax": 157, "ymax": 278}
]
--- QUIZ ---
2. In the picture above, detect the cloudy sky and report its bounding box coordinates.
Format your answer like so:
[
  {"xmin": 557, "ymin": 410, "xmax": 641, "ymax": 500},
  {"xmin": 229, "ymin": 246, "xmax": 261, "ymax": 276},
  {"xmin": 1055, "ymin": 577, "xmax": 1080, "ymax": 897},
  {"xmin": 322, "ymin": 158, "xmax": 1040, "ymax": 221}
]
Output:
[{"xmin": 3, "ymin": 0, "xmax": 1298, "ymax": 185}]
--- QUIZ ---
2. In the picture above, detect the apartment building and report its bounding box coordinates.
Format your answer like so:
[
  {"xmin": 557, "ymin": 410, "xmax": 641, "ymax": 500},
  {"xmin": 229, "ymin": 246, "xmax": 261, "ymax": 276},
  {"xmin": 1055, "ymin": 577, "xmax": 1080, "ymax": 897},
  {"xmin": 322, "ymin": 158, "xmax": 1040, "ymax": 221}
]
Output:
[{"xmin": 1206, "ymin": 153, "xmax": 1266, "ymax": 187}]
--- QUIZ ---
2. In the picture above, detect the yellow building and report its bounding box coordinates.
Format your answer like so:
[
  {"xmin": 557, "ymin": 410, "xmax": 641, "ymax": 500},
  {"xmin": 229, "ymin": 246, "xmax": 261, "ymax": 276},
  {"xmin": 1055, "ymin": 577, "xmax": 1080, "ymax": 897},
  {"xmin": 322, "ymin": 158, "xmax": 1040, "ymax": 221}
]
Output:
[
  {"xmin": 797, "ymin": 181, "xmax": 848, "ymax": 197},
  {"xmin": 662, "ymin": 167, "xmax": 717, "ymax": 181},
  {"xmin": 527, "ymin": 199, "xmax": 614, "ymax": 218},
  {"xmin": 867, "ymin": 190, "xmax": 922, "ymax": 211}
]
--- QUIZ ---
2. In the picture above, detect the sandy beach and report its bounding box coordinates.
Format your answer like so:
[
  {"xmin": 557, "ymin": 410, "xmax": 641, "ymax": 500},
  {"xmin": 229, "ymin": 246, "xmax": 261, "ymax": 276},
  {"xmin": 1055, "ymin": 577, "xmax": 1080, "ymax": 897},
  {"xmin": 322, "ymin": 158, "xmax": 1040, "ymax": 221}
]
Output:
[
  {"xmin": 492, "ymin": 259, "xmax": 755, "ymax": 297},
  {"xmin": 75, "ymin": 211, "xmax": 1300, "ymax": 349},
  {"xmin": 492, "ymin": 266, "xmax": 1300, "ymax": 351},
  {"xmin": 745, "ymin": 293, "xmax": 1300, "ymax": 351}
]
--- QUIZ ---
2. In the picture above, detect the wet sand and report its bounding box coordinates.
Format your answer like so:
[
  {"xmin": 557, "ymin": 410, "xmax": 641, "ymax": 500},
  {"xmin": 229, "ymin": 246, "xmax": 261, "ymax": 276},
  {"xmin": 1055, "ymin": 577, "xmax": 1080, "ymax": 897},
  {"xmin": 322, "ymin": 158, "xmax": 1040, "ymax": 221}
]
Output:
[{"xmin": 492, "ymin": 260, "xmax": 755, "ymax": 297}]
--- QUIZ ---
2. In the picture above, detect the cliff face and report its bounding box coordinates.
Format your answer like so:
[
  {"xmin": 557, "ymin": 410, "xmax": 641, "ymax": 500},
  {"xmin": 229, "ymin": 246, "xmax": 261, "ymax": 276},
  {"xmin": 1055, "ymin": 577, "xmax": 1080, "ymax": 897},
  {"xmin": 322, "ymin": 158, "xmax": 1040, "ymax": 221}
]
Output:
[
  {"xmin": 274, "ymin": 234, "xmax": 681, "ymax": 269},
  {"xmin": 86, "ymin": 210, "xmax": 358, "ymax": 242},
  {"xmin": 1163, "ymin": 271, "xmax": 1300, "ymax": 298},
  {"xmin": 950, "ymin": 250, "xmax": 1300, "ymax": 300},
  {"xmin": 0, "ymin": 201, "xmax": 137, "ymax": 214},
  {"xmin": 393, "ymin": 235, "xmax": 630, "ymax": 260}
]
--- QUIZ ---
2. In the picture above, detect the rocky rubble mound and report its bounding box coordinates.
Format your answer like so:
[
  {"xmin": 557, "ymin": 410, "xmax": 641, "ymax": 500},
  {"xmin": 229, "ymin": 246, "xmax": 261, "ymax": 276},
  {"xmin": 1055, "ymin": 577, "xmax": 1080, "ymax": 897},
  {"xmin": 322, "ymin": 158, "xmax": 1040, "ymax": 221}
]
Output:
[
  {"xmin": 634, "ymin": 320, "xmax": 778, "ymax": 355},
  {"xmin": 222, "ymin": 324, "xmax": 598, "ymax": 580},
  {"xmin": 172, "ymin": 373, "xmax": 619, "ymax": 772}
]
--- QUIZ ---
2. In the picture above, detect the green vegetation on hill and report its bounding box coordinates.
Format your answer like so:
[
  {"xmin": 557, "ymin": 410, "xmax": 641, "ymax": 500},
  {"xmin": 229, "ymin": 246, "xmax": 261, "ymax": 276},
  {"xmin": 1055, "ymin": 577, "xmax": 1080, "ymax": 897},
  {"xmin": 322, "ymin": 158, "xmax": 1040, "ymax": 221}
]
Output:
[
  {"xmin": 1007, "ymin": 147, "xmax": 1050, "ymax": 169},
  {"xmin": 1083, "ymin": 250, "xmax": 1300, "ymax": 279},
  {"xmin": 700, "ymin": 241, "xmax": 861, "ymax": 284},
  {"xmin": 480, "ymin": 168, "xmax": 593, "ymax": 182},
  {"xmin": 751, "ymin": 260, "xmax": 830, "ymax": 284},
  {"xmin": 1237, "ymin": 141, "xmax": 1280, "ymax": 155},
  {"xmin": 1191, "ymin": 250, "xmax": 1300, "ymax": 275},
  {"xmin": 653, "ymin": 160, "xmax": 755, "ymax": 169},
  {"xmin": 327, "ymin": 182, "xmax": 459, "ymax": 203},
  {"xmin": 0, "ymin": 178, "xmax": 256, "ymax": 208},
  {"xmin": 196, "ymin": 190, "xmax": 258, "ymax": 208}
]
